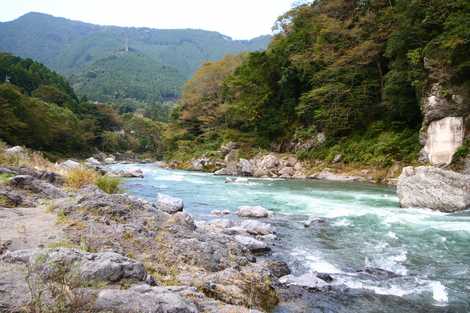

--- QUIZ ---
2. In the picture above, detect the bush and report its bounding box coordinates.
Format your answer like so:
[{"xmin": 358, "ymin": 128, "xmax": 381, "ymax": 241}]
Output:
[
  {"xmin": 96, "ymin": 175, "xmax": 121, "ymax": 194},
  {"xmin": 65, "ymin": 167, "xmax": 98, "ymax": 189}
]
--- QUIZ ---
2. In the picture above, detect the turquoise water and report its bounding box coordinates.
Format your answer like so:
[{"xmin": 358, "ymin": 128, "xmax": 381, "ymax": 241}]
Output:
[{"xmin": 111, "ymin": 164, "xmax": 470, "ymax": 312}]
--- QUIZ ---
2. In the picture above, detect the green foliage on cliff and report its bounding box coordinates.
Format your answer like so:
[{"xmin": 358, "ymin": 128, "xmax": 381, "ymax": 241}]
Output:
[{"xmin": 169, "ymin": 0, "xmax": 470, "ymax": 166}]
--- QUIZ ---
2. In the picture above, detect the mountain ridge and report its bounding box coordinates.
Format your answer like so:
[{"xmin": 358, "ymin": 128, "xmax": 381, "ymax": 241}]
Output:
[{"xmin": 0, "ymin": 12, "xmax": 271, "ymax": 105}]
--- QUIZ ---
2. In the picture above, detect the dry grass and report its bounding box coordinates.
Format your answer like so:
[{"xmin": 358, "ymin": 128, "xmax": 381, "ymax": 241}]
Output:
[
  {"xmin": 0, "ymin": 142, "xmax": 61, "ymax": 174},
  {"xmin": 95, "ymin": 175, "xmax": 121, "ymax": 194},
  {"xmin": 65, "ymin": 167, "xmax": 99, "ymax": 190}
]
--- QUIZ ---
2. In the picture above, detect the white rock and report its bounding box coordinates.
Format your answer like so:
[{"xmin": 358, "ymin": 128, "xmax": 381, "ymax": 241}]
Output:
[
  {"xmin": 114, "ymin": 168, "xmax": 144, "ymax": 178},
  {"xmin": 311, "ymin": 170, "xmax": 365, "ymax": 182},
  {"xmin": 85, "ymin": 157, "xmax": 101, "ymax": 166},
  {"xmin": 240, "ymin": 220, "xmax": 275, "ymax": 235},
  {"xmin": 236, "ymin": 206, "xmax": 270, "ymax": 218},
  {"xmin": 259, "ymin": 155, "xmax": 280, "ymax": 169},
  {"xmin": 104, "ymin": 156, "xmax": 116, "ymax": 164},
  {"xmin": 423, "ymin": 116, "xmax": 464, "ymax": 166},
  {"xmin": 60, "ymin": 160, "xmax": 81, "ymax": 169},
  {"xmin": 4, "ymin": 146, "xmax": 24, "ymax": 154},
  {"xmin": 156, "ymin": 193, "xmax": 184, "ymax": 214},
  {"xmin": 397, "ymin": 166, "xmax": 470, "ymax": 212},
  {"xmin": 235, "ymin": 235, "xmax": 269, "ymax": 253},
  {"xmin": 278, "ymin": 167, "xmax": 295, "ymax": 177}
]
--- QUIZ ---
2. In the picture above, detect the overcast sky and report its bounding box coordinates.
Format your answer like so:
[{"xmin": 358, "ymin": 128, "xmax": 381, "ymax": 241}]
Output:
[{"xmin": 0, "ymin": 0, "xmax": 295, "ymax": 39}]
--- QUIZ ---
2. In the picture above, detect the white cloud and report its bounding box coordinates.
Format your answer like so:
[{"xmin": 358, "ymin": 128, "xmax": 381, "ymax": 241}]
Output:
[{"xmin": 0, "ymin": 0, "xmax": 294, "ymax": 39}]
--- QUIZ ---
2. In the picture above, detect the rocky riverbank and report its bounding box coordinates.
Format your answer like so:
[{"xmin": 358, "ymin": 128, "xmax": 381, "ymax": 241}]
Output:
[
  {"xmin": 162, "ymin": 143, "xmax": 406, "ymax": 185},
  {"xmin": 1, "ymin": 149, "xmax": 339, "ymax": 313}
]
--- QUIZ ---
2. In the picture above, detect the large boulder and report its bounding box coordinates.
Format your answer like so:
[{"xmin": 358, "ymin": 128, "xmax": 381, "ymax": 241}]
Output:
[
  {"xmin": 95, "ymin": 285, "xmax": 198, "ymax": 313},
  {"xmin": 397, "ymin": 166, "xmax": 470, "ymax": 212},
  {"xmin": 236, "ymin": 206, "xmax": 271, "ymax": 218},
  {"xmin": 2, "ymin": 248, "xmax": 146, "ymax": 283},
  {"xmin": 259, "ymin": 154, "xmax": 280, "ymax": 170},
  {"xmin": 156, "ymin": 193, "xmax": 184, "ymax": 214},
  {"xmin": 8, "ymin": 175, "xmax": 66, "ymax": 198}
]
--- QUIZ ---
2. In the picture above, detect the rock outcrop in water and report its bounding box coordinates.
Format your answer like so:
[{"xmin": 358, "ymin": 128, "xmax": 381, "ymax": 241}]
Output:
[{"xmin": 397, "ymin": 166, "xmax": 470, "ymax": 212}]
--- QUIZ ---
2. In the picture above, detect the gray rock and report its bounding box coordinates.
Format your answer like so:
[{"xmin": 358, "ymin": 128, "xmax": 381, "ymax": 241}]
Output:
[
  {"xmin": 310, "ymin": 170, "xmax": 365, "ymax": 182},
  {"xmin": 104, "ymin": 157, "xmax": 116, "ymax": 164},
  {"xmin": 240, "ymin": 220, "xmax": 275, "ymax": 235},
  {"xmin": 239, "ymin": 159, "xmax": 253, "ymax": 176},
  {"xmin": 236, "ymin": 206, "xmax": 270, "ymax": 218},
  {"xmin": 95, "ymin": 284, "xmax": 198, "ymax": 313},
  {"xmin": 259, "ymin": 154, "xmax": 280, "ymax": 169},
  {"xmin": 2, "ymin": 248, "xmax": 146, "ymax": 283},
  {"xmin": 279, "ymin": 272, "xmax": 330, "ymax": 289},
  {"xmin": 8, "ymin": 175, "xmax": 66, "ymax": 198},
  {"xmin": 60, "ymin": 159, "xmax": 81, "ymax": 169},
  {"xmin": 397, "ymin": 166, "xmax": 470, "ymax": 212},
  {"xmin": 253, "ymin": 168, "xmax": 269, "ymax": 178},
  {"xmin": 234, "ymin": 235, "xmax": 269, "ymax": 253},
  {"xmin": 278, "ymin": 166, "xmax": 295, "ymax": 177},
  {"xmin": 85, "ymin": 157, "xmax": 101, "ymax": 166},
  {"xmin": 113, "ymin": 168, "xmax": 144, "ymax": 178},
  {"xmin": 156, "ymin": 193, "xmax": 184, "ymax": 214}
]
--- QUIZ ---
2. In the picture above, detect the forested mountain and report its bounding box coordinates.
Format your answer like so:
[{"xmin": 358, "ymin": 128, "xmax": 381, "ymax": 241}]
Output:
[
  {"xmin": 0, "ymin": 12, "xmax": 270, "ymax": 106},
  {"xmin": 168, "ymin": 0, "xmax": 470, "ymax": 165},
  {"xmin": 0, "ymin": 52, "xmax": 165, "ymax": 157}
]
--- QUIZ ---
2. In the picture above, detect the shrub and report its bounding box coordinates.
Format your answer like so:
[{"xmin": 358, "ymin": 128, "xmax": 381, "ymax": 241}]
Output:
[
  {"xmin": 96, "ymin": 175, "xmax": 121, "ymax": 194},
  {"xmin": 65, "ymin": 167, "xmax": 98, "ymax": 189}
]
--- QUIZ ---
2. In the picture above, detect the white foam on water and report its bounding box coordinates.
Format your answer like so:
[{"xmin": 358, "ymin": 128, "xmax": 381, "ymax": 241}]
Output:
[
  {"xmin": 431, "ymin": 281, "xmax": 448, "ymax": 304},
  {"xmin": 290, "ymin": 248, "xmax": 343, "ymax": 274},
  {"xmin": 387, "ymin": 231, "xmax": 398, "ymax": 240},
  {"xmin": 333, "ymin": 219, "xmax": 352, "ymax": 227},
  {"xmin": 365, "ymin": 248, "xmax": 408, "ymax": 276},
  {"xmin": 154, "ymin": 174, "xmax": 185, "ymax": 182}
]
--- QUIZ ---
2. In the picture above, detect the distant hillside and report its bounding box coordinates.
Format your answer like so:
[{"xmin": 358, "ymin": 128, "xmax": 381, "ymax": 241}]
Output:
[{"xmin": 0, "ymin": 12, "xmax": 271, "ymax": 104}]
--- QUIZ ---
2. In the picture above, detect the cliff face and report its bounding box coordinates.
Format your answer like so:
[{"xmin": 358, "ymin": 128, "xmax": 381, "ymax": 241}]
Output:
[{"xmin": 419, "ymin": 60, "xmax": 470, "ymax": 167}]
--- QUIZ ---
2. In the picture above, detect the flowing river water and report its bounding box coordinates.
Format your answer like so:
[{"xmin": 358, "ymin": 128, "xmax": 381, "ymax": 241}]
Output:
[{"xmin": 110, "ymin": 164, "xmax": 470, "ymax": 313}]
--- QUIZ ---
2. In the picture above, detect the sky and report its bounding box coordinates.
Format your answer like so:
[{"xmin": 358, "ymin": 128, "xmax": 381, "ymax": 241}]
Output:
[{"xmin": 0, "ymin": 0, "xmax": 295, "ymax": 39}]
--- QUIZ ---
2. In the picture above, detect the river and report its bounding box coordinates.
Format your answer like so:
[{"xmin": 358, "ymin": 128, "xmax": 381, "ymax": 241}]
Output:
[{"xmin": 110, "ymin": 163, "xmax": 470, "ymax": 313}]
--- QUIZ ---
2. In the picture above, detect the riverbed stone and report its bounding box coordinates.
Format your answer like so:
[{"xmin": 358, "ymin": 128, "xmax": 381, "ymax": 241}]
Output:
[
  {"xmin": 235, "ymin": 235, "xmax": 269, "ymax": 253},
  {"xmin": 95, "ymin": 284, "xmax": 198, "ymax": 313},
  {"xmin": 240, "ymin": 220, "xmax": 275, "ymax": 235},
  {"xmin": 156, "ymin": 193, "xmax": 184, "ymax": 214},
  {"xmin": 8, "ymin": 175, "xmax": 66, "ymax": 198},
  {"xmin": 397, "ymin": 166, "xmax": 470, "ymax": 212},
  {"xmin": 2, "ymin": 248, "xmax": 146, "ymax": 283},
  {"xmin": 236, "ymin": 206, "xmax": 270, "ymax": 218},
  {"xmin": 60, "ymin": 159, "xmax": 81, "ymax": 169},
  {"xmin": 85, "ymin": 157, "xmax": 101, "ymax": 166}
]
